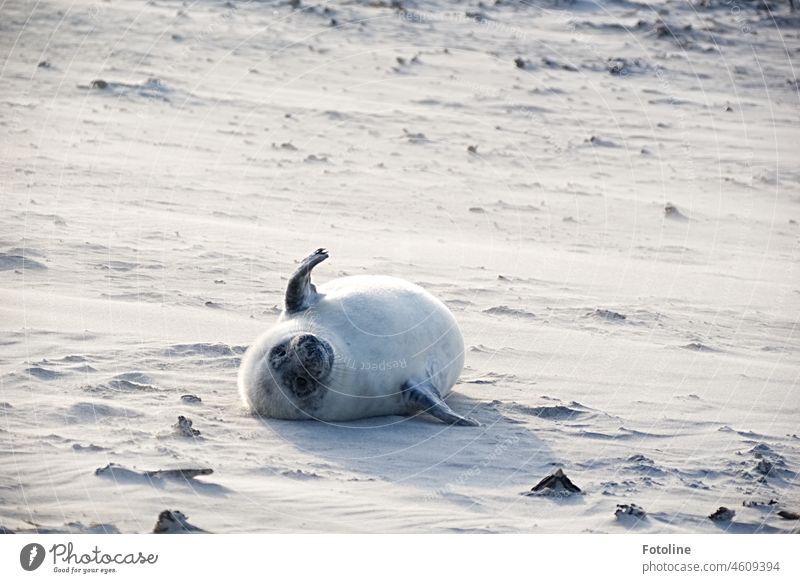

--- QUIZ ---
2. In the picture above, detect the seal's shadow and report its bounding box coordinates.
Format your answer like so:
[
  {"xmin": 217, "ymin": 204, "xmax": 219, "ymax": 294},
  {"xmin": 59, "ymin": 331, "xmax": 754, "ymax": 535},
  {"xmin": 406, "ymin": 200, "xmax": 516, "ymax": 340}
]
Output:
[{"xmin": 258, "ymin": 394, "xmax": 553, "ymax": 494}]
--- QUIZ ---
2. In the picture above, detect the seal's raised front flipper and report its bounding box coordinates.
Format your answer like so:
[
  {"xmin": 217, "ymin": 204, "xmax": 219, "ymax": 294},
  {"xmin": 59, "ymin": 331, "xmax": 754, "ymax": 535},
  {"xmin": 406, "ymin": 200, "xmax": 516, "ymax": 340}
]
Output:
[
  {"xmin": 402, "ymin": 380, "xmax": 480, "ymax": 427},
  {"xmin": 285, "ymin": 248, "xmax": 329, "ymax": 313}
]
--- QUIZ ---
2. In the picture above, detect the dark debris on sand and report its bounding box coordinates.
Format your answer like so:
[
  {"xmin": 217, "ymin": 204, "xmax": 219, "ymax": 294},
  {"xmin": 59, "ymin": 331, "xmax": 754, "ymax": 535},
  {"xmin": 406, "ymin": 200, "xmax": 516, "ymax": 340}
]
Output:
[
  {"xmin": 96, "ymin": 463, "xmax": 213, "ymax": 482},
  {"xmin": 615, "ymin": 503, "xmax": 647, "ymax": 519},
  {"xmin": 590, "ymin": 308, "xmax": 627, "ymax": 321},
  {"xmin": 664, "ymin": 202, "xmax": 688, "ymax": 220},
  {"xmin": 708, "ymin": 506, "xmax": 735, "ymax": 522},
  {"xmin": 526, "ymin": 468, "xmax": 582, "ymax": 496},
  {"xmin": 173, "ymin": 415, "xmax": 200, "ymax": 437},
  {"xmin": 144, "ymin": 468, "xmax": 213, "ymax": 480},
  {"xmin": 742, "ymin": 498, "xmax": 778, "ymax": 508},
  {"xmin": 152, "ymin": 510, "xmax": 207, "ymax": 534}
]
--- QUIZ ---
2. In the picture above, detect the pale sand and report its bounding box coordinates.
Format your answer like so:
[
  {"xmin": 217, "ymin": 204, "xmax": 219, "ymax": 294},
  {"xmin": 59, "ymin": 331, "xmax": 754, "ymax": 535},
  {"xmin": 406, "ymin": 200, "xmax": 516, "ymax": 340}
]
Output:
[{"xmin": 1, "ymin": 0, "xmax": 798, "ymax": 533}]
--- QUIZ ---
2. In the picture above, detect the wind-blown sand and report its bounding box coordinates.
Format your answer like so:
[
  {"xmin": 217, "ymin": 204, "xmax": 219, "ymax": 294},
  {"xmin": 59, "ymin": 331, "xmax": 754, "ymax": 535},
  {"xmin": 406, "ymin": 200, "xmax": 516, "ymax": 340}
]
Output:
[{"xmin": 1, "ymin": 0, "xmax": 798, "ymax": 533}]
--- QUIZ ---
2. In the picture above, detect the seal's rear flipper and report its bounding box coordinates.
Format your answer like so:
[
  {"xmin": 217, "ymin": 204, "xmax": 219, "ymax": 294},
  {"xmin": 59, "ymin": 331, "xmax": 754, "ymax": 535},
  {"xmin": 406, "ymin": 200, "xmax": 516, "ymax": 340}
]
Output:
[
  {"xmin": 403, "ymin": 380, "xmax": 480, "ymax": 427},
  {"xmin": 285, "ymin": 248, "xmax": 329, "ymax": 313}
]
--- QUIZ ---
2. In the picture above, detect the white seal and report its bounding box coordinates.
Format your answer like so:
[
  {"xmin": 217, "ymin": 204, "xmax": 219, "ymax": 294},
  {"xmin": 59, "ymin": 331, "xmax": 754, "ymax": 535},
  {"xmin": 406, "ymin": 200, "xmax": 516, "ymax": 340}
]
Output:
[{"xmin": 238, "ymin": 249, "xmax": 477, "ymax": 426}]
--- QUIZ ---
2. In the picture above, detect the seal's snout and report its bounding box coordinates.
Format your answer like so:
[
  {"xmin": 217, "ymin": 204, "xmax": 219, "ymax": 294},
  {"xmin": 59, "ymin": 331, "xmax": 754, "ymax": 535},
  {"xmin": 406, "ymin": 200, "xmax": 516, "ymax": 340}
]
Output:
[
  {"xmin": 290, "ymin": 333, "xmax": 333, "ymax": 377},
  {"xmin": 290, "ymin": 333, "xmax": 322, "ymax": 364},
  {"xmin": 292, "ymin": 333, "xmax": 318, "ymax": 349}
]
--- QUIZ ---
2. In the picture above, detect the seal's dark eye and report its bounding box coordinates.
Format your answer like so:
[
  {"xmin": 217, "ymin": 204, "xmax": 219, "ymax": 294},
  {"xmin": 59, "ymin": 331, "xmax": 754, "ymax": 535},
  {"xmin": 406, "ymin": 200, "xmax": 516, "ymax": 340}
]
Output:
[
  {"xmin": 296, "ymin": 377, "xmax": 307, "ymax": 387},
  {"xmin": 271, "ymin": 346, "xmax": 286, "ymax": 358}
]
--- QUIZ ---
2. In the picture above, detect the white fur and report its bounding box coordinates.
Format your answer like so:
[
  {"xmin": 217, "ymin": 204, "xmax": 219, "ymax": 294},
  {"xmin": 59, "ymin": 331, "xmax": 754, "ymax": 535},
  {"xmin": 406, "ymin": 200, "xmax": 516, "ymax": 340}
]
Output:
[{"xmin": 238, "ymin": 275, "xmax": 465, "ymax": 421}]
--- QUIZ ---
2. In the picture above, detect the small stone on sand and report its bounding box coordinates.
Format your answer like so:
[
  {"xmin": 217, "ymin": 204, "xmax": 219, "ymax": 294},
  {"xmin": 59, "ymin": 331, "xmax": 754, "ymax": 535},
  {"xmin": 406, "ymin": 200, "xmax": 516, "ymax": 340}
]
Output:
[
  {"xmin": 708, "ymin": 506, "xmax": 735, "ymax": 521},
  {"xmin": 144, "ymin": 468, "xmax": 213, "ymax": 480},
  {"xmin": 527, "ymin": 468, "xmax": 582, "ymax": 496},
  {"xmin": 615, "ymin": 503, "xmax": 647, "ymax": 519},
  {"xmin": 173, "ymin": 415, "xmax": 200, "ymax": 437},
  {"xmin": 664, "ymin": 202, "xmax": 688, "ymax": 219},
  {"xmin": 152, "ymin": 510, "xmax": 206, "ymax": 534}
]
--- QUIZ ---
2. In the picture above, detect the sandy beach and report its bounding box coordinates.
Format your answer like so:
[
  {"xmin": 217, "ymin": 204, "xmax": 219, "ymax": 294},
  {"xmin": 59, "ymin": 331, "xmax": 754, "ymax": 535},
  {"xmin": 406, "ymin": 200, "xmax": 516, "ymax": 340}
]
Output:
[{"xmin": 1, "ymin": 0, "xmax": 798, "ymax": 533}]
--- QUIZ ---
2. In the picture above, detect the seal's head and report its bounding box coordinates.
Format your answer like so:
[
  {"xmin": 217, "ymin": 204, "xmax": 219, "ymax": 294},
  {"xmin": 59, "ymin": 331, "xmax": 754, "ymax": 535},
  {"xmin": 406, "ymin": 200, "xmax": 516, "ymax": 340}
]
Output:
[
  {"xmin": 239, "ymin": 326, "xmax": 335, "ymax": 419},
  {"xmin": 269, "ymin": 332, "xmax": 334, "ymax": 399}
]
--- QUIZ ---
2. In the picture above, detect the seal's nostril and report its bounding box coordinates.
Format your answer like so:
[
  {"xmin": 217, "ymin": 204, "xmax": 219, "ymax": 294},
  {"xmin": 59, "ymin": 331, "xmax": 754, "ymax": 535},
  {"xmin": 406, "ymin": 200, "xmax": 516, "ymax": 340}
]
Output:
[{"xmin": 294, "ymin": 376, "xmax": 314, "ymax": 398}]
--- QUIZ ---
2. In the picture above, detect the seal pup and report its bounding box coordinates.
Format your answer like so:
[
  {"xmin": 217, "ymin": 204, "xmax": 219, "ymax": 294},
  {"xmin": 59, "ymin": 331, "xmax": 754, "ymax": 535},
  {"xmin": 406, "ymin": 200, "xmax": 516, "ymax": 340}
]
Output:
[{"xmin": 238, "ymin": 248, "xmax": 477, "ymax": 426}]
